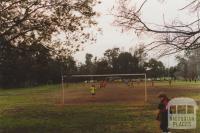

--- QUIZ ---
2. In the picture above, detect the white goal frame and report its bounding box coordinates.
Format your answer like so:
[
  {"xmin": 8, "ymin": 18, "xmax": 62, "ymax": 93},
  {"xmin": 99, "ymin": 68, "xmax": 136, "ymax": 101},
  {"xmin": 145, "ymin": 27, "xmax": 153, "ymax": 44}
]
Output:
[{"xmin": 61, "ymin": 73, "xmax": 147, "ymax": 104}]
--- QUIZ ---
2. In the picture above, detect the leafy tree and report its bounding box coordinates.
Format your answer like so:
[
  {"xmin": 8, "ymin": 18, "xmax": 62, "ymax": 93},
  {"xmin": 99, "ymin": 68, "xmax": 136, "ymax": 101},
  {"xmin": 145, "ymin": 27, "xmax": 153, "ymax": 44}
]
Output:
[
  {"xmin": 85, "ymin": 53, "xmax": 94, "ymax": 74},
  {"xmin": 187, "ymin": 49, "xmax": 200, "ymax": 79},
  {"xmin": 0, "ymin": 37, "xmax": 18, "ymax": 87},
  {"xmin": 175, "ymin": 56, "xmax": 188, "ymax": 80},
  {"xmin": 117, "ymin": 52, "xmax": 140, "ymax": 73},
  {"xmin": 0, "ymin": 40, "xmax": 51, "ymax": 87},
  {"xmin": 0, "ymin": 37, "xmax": 77, "ymax": 88},
  {"xmin": 95, "ymin": 59, "xmax": 110, "ymax": 74},
  {"xmin": 85, "ymin": 53, "xmax": 93, "ymax": 66},
  {"xmin": 104, "ymin": 48, "xmax": 120, "ymax": 73},
  {"xmin": 145, "ymin": 58, "xmax": 165, "ymax": 79},
  {"xmin": 133, "ymin": 44, "xmax": 147, "ymax": 67},
  {"xmin": 65, "ymin": 56, "xmax": 77, "ymax": 74},
  {"xmin": 168, "ymin": 66, "xmax": 177, "ymax": 80},
  {"xmin": 175, "ymin": 49, "xmax": 200, "ymax": 80},
  {"xmin": 0, "ymin": 0, "xmax": 100, "ymax": 55},
  {"xmin": 0, "ymin": 0, "xmax": 100, "ymax": 87},
  {"xmin": 78, "ymin": 53, "xmax": 95, "ymax": 74},
  {"xmin": 164, "ymin": 66, "xmax": 177, "ymax": 80}
]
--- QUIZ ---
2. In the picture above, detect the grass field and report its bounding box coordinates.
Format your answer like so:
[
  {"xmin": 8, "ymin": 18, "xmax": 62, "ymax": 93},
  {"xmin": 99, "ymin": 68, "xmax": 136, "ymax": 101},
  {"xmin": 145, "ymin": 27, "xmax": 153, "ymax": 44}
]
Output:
[{"xmin": 0, "ymin": 81, "xmax": 199, "ymax": 133}]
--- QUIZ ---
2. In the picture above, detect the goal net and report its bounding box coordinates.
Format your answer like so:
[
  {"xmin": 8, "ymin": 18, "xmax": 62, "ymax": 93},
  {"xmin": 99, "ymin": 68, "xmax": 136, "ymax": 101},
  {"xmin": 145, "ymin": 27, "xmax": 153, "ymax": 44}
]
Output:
[{"xmin": 60, "ymin": 73, "xmax": 147, "ymax": 105}]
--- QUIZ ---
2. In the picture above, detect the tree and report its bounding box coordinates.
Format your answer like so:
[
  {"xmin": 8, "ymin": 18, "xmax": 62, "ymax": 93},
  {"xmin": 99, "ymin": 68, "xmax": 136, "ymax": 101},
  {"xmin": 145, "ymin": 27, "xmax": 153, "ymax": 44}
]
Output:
[
  {"xmin": 0, "ymin": 0, "xmax": 100, "ymax": 55},
  {"xmin": 0, "ymin": 39, "xmax": 52, "ymax": 87},
  {"xmin": 165, "ymin": 66, "xmax": 177, "ymax": 80},
  {"xmin": 175, "ymin": 56, "xmax": 188, "ymax": 80},
  {"xmin": 0, "ymin": 37, "xmax": 18, "ymax": 87},
  {"xmin": 113, "ymin": 0, "xmax": 200, "ymax": 56},
  {"xmin": 104, "ymin": 48, "xmax": 120, "ymax": 73},
  {"xmin": 132, "ymin": 45, "xmax": 147, "ymax": 70},
  {"xmin": 145, "ymin": 58, "xmax": 165, "ymax": 78},
  {"xmin": 78, "ymin": 53, "xmax": 95, "ymax": 74},
  {"xmin": 95, "ymin": 59, "xmax": 110, "ymax": 74},
  {"xmin": 175, "ymin": 49, "xmax": 200, "ymax": 80},
  {"xmin": 65, "ymin": 56, "xmax": 77, "ymax": 74},
  {"xmin": 187, "ymin": 48, "xmax": 200, "ymax": 79},
  {"xmin": 0, "ymin": 37, "xmax": 78, "ymax": 88},
  {"xmin": 85, "ymin": 53, "xmax": 93, "ymax": 66},
  {"xmin": 85, "ymin": 53, "xmax": 94, "ymax": 74},
  {"xmin": 103, "ymin": 47, "xmax": 146, "ymax": 73},
  {"xmin": 0, "ymin": 0, "xmax": 100, "ymax": 87},
  {"xmin": 117, "ymin": 52, "xmax": 141, "ymax": 73}
]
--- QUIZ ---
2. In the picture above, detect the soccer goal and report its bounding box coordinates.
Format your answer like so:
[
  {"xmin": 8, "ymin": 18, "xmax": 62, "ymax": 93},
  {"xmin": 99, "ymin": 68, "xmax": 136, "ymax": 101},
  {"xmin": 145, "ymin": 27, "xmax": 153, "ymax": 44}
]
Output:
[{"xmin": 61, "ymin": 73, "xmax": 147, "ymax": 105}]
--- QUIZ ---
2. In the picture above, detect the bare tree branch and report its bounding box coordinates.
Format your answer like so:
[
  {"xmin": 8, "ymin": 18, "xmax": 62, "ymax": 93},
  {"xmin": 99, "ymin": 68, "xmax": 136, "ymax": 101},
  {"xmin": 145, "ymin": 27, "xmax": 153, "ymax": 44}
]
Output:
[{"xmin": 113, "ymin": 0, "xmax": 200, "ymax": 57}]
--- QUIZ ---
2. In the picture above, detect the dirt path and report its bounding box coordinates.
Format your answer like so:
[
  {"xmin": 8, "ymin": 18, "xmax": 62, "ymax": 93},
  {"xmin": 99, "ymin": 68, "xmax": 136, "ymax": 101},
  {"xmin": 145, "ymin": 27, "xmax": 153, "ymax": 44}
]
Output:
[{"xmin": 55, "ymin": 83, "xmax": 200, "ymax": 105}]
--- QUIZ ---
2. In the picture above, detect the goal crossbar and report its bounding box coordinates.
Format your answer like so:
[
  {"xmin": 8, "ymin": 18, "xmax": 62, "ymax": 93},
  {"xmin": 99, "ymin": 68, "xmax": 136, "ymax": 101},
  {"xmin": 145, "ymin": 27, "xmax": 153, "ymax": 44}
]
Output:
[{"xmin": 67, "ymin": 73, "xmax": 146, "ymax": 77}]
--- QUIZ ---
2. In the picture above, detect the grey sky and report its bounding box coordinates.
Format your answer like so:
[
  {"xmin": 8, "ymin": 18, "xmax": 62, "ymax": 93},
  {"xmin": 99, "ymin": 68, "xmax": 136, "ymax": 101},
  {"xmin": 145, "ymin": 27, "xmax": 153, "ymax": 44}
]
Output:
[{"xmin": 74, "ymin": 0, "xmax": 190, "ymax": 67}]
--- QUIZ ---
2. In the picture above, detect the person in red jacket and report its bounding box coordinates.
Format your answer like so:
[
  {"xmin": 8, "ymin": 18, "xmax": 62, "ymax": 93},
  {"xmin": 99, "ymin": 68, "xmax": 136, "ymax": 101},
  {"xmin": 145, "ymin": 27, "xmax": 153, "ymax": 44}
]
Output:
[{"xmin": 156, "ymin": 92, "xmax": 170, "ymax": 133}]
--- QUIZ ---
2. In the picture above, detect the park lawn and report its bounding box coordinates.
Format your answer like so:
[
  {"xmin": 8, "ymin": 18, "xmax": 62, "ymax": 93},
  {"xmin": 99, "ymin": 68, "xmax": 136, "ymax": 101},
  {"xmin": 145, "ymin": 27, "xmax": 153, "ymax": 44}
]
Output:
[
  {"xmin": 152, "ymin": 80, "xmax": 200, "ymax": 88},
  {"xmin": 0, "ymin": 85, "xmax": 158, "ymax": 133},
  {"xmin": 0, "ymin": 104, "xmax": 199, "ymax": 133},
  {"xmin": 0, "ymin": 104, "xmax": 160, "ymax": 133},
  {"xmin": 0, "ymin": 85, "xmax": 60, "ymax": 108},
  {"xmin": 0, "ymin": 82, "xmax": 199, "ymax": 133}
]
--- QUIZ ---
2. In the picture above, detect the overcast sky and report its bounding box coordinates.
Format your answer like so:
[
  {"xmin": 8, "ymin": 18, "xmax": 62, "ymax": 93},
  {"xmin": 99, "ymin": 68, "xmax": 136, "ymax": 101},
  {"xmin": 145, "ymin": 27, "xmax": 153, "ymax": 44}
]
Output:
[{"xmin": 74, "ymin": 0, "xmax": 191, "ymax": 67}]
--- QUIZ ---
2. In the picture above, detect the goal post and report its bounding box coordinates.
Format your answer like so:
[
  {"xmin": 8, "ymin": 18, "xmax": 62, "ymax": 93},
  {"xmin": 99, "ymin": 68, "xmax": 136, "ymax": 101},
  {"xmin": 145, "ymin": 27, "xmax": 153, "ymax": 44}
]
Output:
[{"xmin": 61, "ymin": 73, "xmax": 147, "ymax": 104}]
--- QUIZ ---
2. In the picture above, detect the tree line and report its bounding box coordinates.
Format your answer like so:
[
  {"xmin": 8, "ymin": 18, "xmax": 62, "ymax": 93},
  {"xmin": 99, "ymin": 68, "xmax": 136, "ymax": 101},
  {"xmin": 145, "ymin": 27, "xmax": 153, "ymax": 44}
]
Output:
[
  {"xmin": 0, "ymin": 41, "xmax": 177, "ymax": 88},
  {"xmin": 1, "ymin": 37, "xmax": 199, "ymax": 88},
  {"xmin": 0, "ymin": 38, "xmax": 76, "ymax": 88},
  {"xmin": 77, "ymin": 47, "xmax": 177, "ymax": 79}
]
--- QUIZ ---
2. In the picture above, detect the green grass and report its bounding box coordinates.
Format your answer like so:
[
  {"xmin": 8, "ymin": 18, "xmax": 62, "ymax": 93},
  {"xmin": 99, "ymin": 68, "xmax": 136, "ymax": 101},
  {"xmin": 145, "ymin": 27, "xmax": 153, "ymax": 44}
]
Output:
[
  {"xmin": 0, "ymin": 104, "xmax": 160, "ymax": 133},
  {"xmin": 0, "ymin": 85, "xmax": 59, "ymax": 108},
  {"xmin": 0, "ymin": 104, "xmax": 199, "ymax": 133},
  {"xmin": 0, "ymin": 82, "xmax": 199, "ymax": 133},
  {"xmin": 152, "ymin": 80, "xmax": 200, "ymax": 87}
]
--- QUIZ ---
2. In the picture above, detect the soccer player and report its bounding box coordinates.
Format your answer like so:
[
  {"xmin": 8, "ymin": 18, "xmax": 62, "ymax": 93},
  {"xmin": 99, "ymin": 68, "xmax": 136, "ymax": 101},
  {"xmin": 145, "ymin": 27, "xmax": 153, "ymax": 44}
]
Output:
[
  {"xmin": 99, "ymin": 80, "xmax": 107, "ymax": 88},
  {"xmin": 90, "ymin": 84, "xmax": 96, "ymax": 95},
  {"xmin": 99, "ymin": 81, "xmax": 104, "ymax": 88},
  {"xmin": 156, "ymin": 92, "xmax": 170, "ymax": 133}
]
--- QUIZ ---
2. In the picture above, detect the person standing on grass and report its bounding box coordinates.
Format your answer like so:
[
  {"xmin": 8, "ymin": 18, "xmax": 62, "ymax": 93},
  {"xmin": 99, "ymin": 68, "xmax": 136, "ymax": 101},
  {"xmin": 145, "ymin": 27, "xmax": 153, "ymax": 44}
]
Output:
[
  {"xmin": 156, "ymin": 92, "xmax": 170, "ymax": 133},
  {"xmin": 100, "ymin": 80, "xmax": 106, "ymax": 88},
  {"xmin": 90, "ymin": 84, "xmax": 96, "ymax": 95}
]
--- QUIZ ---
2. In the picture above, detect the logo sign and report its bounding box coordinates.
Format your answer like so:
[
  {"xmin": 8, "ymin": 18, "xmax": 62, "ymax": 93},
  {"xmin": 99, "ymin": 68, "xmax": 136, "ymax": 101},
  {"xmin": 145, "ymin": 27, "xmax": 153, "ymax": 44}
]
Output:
[{"xmin": 167, "ymin": 97, "xmax": 198, "ymax": 129}]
